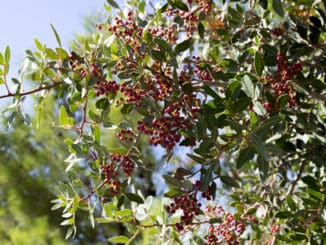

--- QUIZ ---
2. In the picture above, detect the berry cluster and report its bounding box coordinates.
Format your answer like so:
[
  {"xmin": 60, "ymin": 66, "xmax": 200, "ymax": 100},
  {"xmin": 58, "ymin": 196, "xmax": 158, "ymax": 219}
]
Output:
[
  {"xmin": 137, "ymin": 93, "xmax": 200, "ymax": 150},
  {"xmin": 94, "ymin": 80, "xmax": 119, "ymax": 97},
  {"xmin": 195, "ymin": 181, "xmax": 213, "ymax": 200},
  {"xmin": 107, "ymin": 12, "xmax": 143, "ymax": 53},
  {"xmin": 166, "ymin": 193, "xmax": 202, "ymax": 231},
  {"xmin": 110, "ymin": 153, "xmax": 134, "ymax": 176},
  {"xmin": 101, "ymin": 162, "xmax": 120, "ymax": 195},
  {"xmin": 204, "ymin": 205, "xmax": 257, "ymax": 244},
  {"xmin": 264, "ymin": 53, "xmax": 302, "ymax": 110},
  {"xmin": 116, "ymin": 129, "xmax": 136, "ymax": 142},
  {"xmin": 205, "ymin": 213, "xmax": 246, "ymax": 244},
  {"xmin": 192, "ymin": 56, "xmax": 215, "ymax": 81}
]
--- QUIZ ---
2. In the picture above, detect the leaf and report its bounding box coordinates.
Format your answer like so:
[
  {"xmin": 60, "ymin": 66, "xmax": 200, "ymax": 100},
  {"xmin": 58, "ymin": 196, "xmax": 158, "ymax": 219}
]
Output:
[
  {"xmin": 286, "ymin": 196, "xmax": 296, "ymax": 211},
  {"xmin": 249, "ymin": 133, "xmax": 269, "ymax": 161},
  {"xmin": 60, "ymin": 218, "xmax": 74, "ymax": 226},
  {"xmin": 125, "ymin": 193, "xmax": 144, "ymax": 203},
  {"xmin": 19, "ymin": 113, "xmax": 31, "ymax": 127},
  {"xmin": 163, "ymin": 174, "xmax": 182, "ymax": 188},
  {"xmin": 174, "ymin": 38, "xmax": 193, "ymax": 54},
  {"xmin": 253, "ymin": 115, "xmax": 284, "ymax": 135},
  {"xmin": 255, "ymin": 52, "xmax": 264, "ymax": 76},
  {"xmin": 93, "ymin": 125, "xmax": 100, "ymax": 143},
  {"xmin": 89, "ymin": 110, "xmax": 101, "ymax": 123},
  {"xmin": 257, "ymin": 155, "xmax": 269, "ymax": 181},
  {"xmin": 200, "ymin": 166, "xmax": 213, "ymax": 191},
  {"xmin": 50, "ymin": 23, "xmax": 62, "ymax": 47},
  {"xmin": 272, "ymin": 0, "xmax": 284, "ymax": 17},
  {"xmin": 198, "ymin": 22, "xmax": 205, "ymax": 39},
  {"xmin": 108, "ymin": 236, "xmax": 129, "ymax": 244},
  {"xmin": 230, "ymin": 97, "xmax": 252, "ymax": 113},
  {"xmin": 59, "ymin": 105, "xmax": 68, "ymax": 125},
  {"xmin": 150, "ymin": 49, "xmax": 167, "ymax": 62},
  {"xmin": 34, "ymin": 38, "xmax": 44, "ymax": 51},
  {"xmin": 5, "ymin": 46, "xmax": 11, "ymax": 64},
  {"xmin": 164, "ymin": 188, "xmax": 184, "ymax": 198},
  {"xmin": 275, "ymin": 211, "xmax": 293, "ymax": 218},
  {"xmin": 290, "ymin": 234, "xmax": 307, "ymax": 241},
  {"xmin": 95, "ymin": 98, "xmax": 109, "ymax": 109},
  {"xmin": 169, "ymin": 0, "xmax": 189, "ymax": 11},
  {"xmin": 301, "ymin": 175, "xmax": 320, "ymax": 191},
  {"xmin": 220, "ymin": 176, "xmax": 239, "ymax": 188},
  {"xmin": 253, "ymin": 101, "xmax": 266, "ymax": 116},
  {"xmin": 65, "ymin": 226, "xmax": 76, "ymax": 240},
  {"xmin": 241, "ymin": 75, "xmax": 255, "ymax": 98},
  {"xmin": 0, "ymin": 53, "xmax": 4, "ymax": 65},
  {"xmin": 154, "ymin": 38, "xmax": 172, "ymax": 53},
  {"xmin": 107, "ymin": 0, "xmax": 120, "ymax": 9},
  {"xmin": 237, "ymin": 146, "xmax": 255, "ymax": 168}
]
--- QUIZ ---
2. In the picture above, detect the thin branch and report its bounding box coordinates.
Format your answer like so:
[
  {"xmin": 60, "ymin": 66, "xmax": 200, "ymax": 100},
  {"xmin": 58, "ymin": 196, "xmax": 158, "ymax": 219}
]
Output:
[
  {"xmin": 79, "ymin": 178, "xmax": 108, "ymax": 202},
  {"xmin": 0, "ymin": 81, "xmax": 64, "ymax": 99},
  {"xmin": 288, "ymin": 162, "xmax": 307, "ymax": 196}
]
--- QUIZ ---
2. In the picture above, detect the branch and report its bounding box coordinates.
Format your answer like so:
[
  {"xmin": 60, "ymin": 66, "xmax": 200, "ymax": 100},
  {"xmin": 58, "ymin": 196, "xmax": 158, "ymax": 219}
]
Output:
[
  {"xmin": 288, "ymin": 162, "xmax": 306, "ymax": 196},
  {"xmin": 0, "ymin": 82, "xmax": 64, "ymax": 99}
]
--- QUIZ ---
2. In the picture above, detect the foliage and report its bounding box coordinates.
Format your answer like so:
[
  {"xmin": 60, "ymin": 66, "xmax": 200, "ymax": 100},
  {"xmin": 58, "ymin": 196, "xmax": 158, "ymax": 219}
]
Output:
[{"xmin": 1, "ymin": 0, "xmax": 325, "ymax": 244}]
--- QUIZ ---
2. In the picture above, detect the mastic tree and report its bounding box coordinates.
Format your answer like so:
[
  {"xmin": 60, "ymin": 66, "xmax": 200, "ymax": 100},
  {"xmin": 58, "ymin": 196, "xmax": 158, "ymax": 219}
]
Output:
[{"xmin": 0, "ymin": 0, "xmax": 325, "ymax": 243}]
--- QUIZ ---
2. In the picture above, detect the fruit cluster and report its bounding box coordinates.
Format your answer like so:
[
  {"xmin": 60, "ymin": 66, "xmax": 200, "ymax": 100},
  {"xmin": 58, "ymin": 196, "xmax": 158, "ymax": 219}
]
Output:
[
  {"xmin": 204, "ymin": 205, "xmax": 257, "ymax": 244},
  {"xmin": 166, "ymin": 193, "xmax": 202, "ymax": 231},
  {"xmin": 94, "ymin": 80, "xmax": 119, "ymax": 97},
  {"xmin": 264, "ymin": 53, "xmax": 302, "ymax": 110},
  {"xmin": 107, "ymin": 12, "xmax": 143, "ymax": 53}
]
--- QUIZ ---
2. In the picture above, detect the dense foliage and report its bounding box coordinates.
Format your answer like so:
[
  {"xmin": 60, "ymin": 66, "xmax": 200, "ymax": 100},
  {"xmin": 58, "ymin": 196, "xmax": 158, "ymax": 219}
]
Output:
[{"xmin": 1, "ymin": 0, "xmax": 325, "ymax": 243}]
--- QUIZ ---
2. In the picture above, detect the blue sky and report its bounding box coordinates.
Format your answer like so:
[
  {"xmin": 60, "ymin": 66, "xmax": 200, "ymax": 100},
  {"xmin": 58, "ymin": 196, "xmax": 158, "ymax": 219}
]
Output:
[{"xmin": 0, "ymin": 0, "xmax": 105, "ymax": 76}]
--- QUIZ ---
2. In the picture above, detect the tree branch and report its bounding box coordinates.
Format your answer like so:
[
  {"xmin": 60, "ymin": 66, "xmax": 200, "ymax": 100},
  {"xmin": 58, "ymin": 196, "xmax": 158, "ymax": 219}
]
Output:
[{"xmin": 0, "ymin": 81, "xmax": 64, "ymax": 99}]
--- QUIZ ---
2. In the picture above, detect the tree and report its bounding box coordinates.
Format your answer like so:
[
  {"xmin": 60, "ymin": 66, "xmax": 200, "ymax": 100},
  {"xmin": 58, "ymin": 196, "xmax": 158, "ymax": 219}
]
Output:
[{"xmin": 0, "ymin": 0, "xmax": 325, "ymax": 243}]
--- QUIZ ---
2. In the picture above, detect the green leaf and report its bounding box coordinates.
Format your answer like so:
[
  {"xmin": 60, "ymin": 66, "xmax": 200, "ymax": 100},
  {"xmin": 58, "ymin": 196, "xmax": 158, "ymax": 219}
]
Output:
[
  {"xmin": 154, "ymin": 38, "xmax": 172, "ymax": 53},
  {"xmin": 254, "ymin": 52, "xmax": 264, "ymax": 76},
  {"xmin": 253, "ymin": 115, "xmax": 284, "ymax": 135},
  {"xmin": 93, "ymin": 125, "xmax": 100, "ymax": 143},
  {"xmin": 198, "ymin": 22, "xmax": 205, "ymax": 39},
  {"xmin": 220, "ymin": 176, "xmax": 240, "ymax": 188},
  {"xmin": 150, "ymin": 49, "xmax": 167, "ymax": 62},
  {"xmin": 249, "ymin": 133, "xmax": 269, "ymax": 161},
  {"xmin": 60, "ymin": 218, "xmax": 74, "ymax": 226},
  {"xmin": 34, "ymin": 38, "xmax": 44, "ymax": 51},
  {"xmin": 5, "ymin": 46, "xmax": 10, "ymax": 64},
  {"xmin": 108, "ymin": 236, "xmax": 129, "ymax": 244},
  {"xmin": 107, "ymin": 0, "xmax": 120, "ymax": 9},
  {"xmin": 290, "ymin": 234, "xmax": 307, "ymax": 241},
  {"xmin": 50, "ymin": 23, "xmax": 62, "ymax": 47},
  {"xmin": 174, "ymin": 38, "xmax": 193, "ymax": 54},
  {"xmin": 125, "ymin": 193, "xmax": 144, "ymax": 203},
  {"xmin": 65, "ymin": 226, "xmax": 76, "ymax": 240},
  {"xmin": 200, "ymin": 166, "xmax": 213, "ymax": 191},
  {"xmin": 163, "ymin": 174, "xmax": 182, "ymax": 188},
  {"xmin": 241, "ymin": 75, "xmax": 255, "ymax": 98},
  {"xmin": 275, "ymin": 211, "xmax": 292, "ymax": 218},
  {"xmin": 0, "ymin": 53, "xmax": 4, "ymax": 65},
  {"xmin": 237, "ymin": 146, "xmax": 255, "ymax": 169},
  {"xmin": 59, "ymin": 105, "xmax": 68, "ymax": 125},
  {"xmin": 22, "ymin": 113, "xmax": 32, "ymax": 127},
  {"xmin": 164, "ymin": 188, "xmax": 184, "ymax": 198},
  {"xmin": 230, "ymin": 97, "xmax": 252, "ymax": 113},
  {"xmin": 301, "ymin": 175, "xmax": 320, "ymax": 191},
  {"xmin": 95, "ymin": 98, "xmax": 110, "ymax": 109},
  {"xmin": 169, "ymin": 0, "xmax": 189, "ymax": 11},
  {"xmin": 286, "ymin": 196, "xmax": 296, "ymax": 211},
  {"xmin": 89, "ymin": 110, "xmax": 102, "ymax": 123},
  {"xmin": 253, "ymin": 101, "xmax": 266, "ymax": 116},
  {"xmin": 257, "ymin": 155, "xmax": 269, "ymax": 181},
  {"xmin": 272, "ymin": 0, "xmax": 284, "ymax": 17}
]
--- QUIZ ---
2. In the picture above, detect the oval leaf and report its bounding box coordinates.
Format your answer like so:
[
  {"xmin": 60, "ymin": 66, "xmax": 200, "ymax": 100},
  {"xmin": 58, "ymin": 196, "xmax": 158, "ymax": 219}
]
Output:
[{"xmin": 108, "ymin": 236, "xmax": 129, "ymax": 244}]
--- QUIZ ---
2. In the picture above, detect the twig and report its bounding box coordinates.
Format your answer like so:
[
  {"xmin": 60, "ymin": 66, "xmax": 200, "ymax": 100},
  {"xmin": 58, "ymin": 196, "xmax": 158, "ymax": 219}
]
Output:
[
  {"xmin": 0, "ymin": 82, "xmax": 64, "ymax": 99},
  {"xmin": 288, "ymin": 162, "xmax": 306, "ymax": 195}
]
